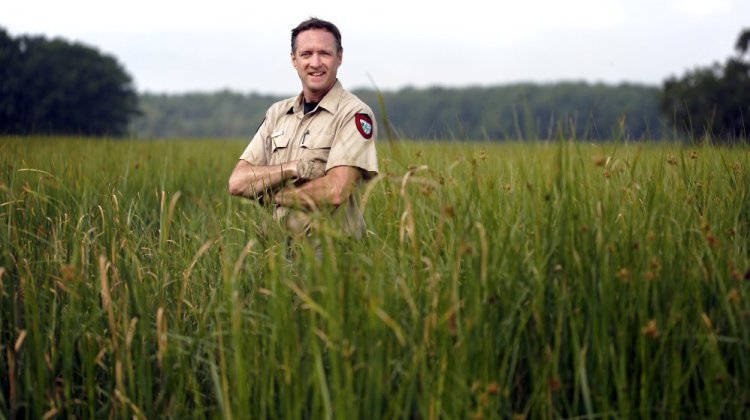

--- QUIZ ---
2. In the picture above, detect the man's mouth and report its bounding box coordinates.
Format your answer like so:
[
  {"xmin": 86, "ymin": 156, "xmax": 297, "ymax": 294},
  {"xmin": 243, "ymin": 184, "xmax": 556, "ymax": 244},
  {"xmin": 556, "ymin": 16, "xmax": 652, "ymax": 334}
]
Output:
[{"xmin": 309, "ymin": 71, "xmax": 325, "ymax": 77}]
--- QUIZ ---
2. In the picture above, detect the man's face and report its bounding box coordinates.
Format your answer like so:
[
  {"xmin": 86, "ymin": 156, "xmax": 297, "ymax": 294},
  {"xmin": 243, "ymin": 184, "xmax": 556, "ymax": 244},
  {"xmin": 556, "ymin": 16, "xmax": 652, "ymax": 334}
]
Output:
[{"xmin": 291, "ymin": 29, "xmax": 342, "ymax": 102}]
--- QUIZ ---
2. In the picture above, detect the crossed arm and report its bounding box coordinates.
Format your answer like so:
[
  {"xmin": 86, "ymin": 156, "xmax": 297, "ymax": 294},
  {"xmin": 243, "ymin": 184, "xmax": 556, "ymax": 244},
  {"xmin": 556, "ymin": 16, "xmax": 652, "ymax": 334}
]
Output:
[{"xmin": 227, "ymin": 159, "xmax": 361, "ymax": 208}]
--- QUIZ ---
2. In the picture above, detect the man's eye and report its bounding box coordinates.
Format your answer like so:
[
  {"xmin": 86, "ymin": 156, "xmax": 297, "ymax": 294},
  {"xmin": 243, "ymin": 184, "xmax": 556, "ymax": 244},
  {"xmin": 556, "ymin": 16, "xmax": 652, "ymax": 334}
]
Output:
[{"xmin": 300, "ymin": 52, "xmax": 311, "ymax": 57}]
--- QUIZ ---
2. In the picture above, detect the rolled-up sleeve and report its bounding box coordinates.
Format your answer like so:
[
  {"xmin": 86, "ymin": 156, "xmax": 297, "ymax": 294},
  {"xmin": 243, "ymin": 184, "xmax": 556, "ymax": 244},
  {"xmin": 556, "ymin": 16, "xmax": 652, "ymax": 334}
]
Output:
[{"xmin": 239, "ymin": 115, "xmax": 270, "ymax": 166}]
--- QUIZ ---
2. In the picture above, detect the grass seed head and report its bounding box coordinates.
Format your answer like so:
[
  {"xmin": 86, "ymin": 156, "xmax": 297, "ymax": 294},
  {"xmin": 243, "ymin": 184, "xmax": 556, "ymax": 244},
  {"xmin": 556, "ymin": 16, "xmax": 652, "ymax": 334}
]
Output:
[
  {"xmin": 548, "ymin": 377, "xmax": 562, "ymax": 393},
  {"xmin": 14, "ymin": 330, "xmax": 27, "ymax": 352},
  {"xmin": 642, "ymin": 319, "xmax": 660, "ymax": 338},
  {"xmin": 728, "ymin": 288, "xmax": 742, "ymax": 304},
  {"xmin": 156, "ymin": 307, "xmax": 168, "ymax": 368},
  {"xmin": 61, "ymin": 264, "xmax": 77, "ymax": 282},
  {"xmin": 699, "ymin": 217, "xmax": 710, "ymax": 232},
  {"xmin": 486, "ymin": 382, "xmax": 500, "ymax": 395},
  {"xmin": 479, "ymin": 392, "xmax": 489, "ymax": 406},
  {"xmin": 705, "ymin": 232, "xmax": 719, "ymax": 248}
]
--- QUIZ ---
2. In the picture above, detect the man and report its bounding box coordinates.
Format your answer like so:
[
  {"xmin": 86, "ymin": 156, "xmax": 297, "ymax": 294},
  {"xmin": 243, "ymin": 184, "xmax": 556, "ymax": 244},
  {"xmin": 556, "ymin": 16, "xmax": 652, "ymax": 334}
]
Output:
[{"xmin": 228, "ymin": 18, "xmax": 378, "ymax": 238}]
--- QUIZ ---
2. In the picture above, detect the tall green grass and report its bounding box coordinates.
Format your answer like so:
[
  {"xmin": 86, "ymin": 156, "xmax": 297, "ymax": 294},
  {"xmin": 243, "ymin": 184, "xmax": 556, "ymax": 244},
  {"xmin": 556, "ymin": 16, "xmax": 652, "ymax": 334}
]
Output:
[{"xmin": 1, "ymin": 136, "xmax": 749, "ymax": 418}]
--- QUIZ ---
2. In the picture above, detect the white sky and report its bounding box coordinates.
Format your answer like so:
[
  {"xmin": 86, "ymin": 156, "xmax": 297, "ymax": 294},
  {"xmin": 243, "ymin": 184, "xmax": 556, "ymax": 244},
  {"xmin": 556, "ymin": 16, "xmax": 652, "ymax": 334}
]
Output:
[{"xmin": 4, "ymin": 0, "xmax": 748, "ymax": 95}]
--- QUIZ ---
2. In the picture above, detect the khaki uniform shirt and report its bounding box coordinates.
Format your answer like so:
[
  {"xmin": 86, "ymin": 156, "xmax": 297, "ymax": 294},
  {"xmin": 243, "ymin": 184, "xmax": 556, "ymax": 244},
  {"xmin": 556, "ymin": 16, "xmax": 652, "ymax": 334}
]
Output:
[{"xmin": 239, "ymin": 80, "xmax": 378, "ymax": 237}]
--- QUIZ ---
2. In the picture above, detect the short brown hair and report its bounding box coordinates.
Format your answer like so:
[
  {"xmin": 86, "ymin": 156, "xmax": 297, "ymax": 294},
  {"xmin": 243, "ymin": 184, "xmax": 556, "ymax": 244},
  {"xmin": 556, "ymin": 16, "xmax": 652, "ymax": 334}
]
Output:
[{"xmin": 291, "ymin": 18, "xmax": 342, "ymax": 54}]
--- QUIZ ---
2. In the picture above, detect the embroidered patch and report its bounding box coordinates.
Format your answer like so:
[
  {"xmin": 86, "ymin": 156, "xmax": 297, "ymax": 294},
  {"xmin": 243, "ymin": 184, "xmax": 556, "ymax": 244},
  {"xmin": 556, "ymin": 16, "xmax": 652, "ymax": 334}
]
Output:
[{"xmin": 355, "ymin": 113, "xmax": 373, "ymax": 139}]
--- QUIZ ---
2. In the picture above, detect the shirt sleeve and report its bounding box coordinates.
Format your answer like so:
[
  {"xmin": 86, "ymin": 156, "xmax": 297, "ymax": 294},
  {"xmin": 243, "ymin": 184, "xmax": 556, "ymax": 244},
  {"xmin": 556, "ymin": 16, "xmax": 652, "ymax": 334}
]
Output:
[
  {"xmin": 238, "ymin": 115, "xmax": 270, "ymax": 165},
  {"xmin": 326, "ymin": 108, "xmax": 379, "ymax": 179}
]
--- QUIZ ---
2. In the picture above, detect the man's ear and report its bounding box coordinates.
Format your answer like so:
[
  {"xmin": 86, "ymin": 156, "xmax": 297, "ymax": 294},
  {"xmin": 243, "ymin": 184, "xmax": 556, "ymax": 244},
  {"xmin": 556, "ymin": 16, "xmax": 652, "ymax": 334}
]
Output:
[{"xmin": 291, "ymin": 53, "xmax": 297, "ymax": 68}]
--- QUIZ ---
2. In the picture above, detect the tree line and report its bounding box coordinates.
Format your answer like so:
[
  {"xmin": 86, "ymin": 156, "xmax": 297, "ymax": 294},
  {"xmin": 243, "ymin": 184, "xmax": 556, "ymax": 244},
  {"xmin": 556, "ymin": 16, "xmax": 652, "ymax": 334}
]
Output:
[
  {"xmin": 2, "ymin": 27, "xmax": 748, "ymax": 142},
  {"xmin": 355, "ymin": 83, "xmax": 663, "ymax": 141},
  {"xmin": 134, "ymin": 83, "xmax": 663, "ymax": 141}
]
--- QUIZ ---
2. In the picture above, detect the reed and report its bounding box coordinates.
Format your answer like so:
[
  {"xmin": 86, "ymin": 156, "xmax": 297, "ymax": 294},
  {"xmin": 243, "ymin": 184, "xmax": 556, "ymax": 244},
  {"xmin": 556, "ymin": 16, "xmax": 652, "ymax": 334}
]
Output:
[{"xmin": 0, "ymin": 136, "xmax": 748, "ymax": 418}]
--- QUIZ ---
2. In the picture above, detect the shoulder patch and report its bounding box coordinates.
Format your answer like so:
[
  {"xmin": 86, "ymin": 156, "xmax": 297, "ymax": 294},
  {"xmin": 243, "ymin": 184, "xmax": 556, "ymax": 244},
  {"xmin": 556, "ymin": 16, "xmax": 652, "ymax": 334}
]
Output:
[{"xmin": 355, "ymin": 113, "xmax": 373, "ymax": 140}]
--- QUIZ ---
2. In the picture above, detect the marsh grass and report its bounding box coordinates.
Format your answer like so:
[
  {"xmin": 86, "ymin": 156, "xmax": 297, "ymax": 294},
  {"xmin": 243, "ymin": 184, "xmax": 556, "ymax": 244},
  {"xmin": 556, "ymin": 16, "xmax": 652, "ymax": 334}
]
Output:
[{"xmin": 1, "ymin": 136, "xmax": 749, "ymax": 418}]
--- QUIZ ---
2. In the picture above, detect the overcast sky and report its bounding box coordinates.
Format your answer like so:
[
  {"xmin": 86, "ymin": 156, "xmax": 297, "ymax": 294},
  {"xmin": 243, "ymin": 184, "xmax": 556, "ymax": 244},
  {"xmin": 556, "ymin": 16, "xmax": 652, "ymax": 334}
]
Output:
[{"xmin": 4, "ymin": 0, "xmax": 749, "ymax": 95}]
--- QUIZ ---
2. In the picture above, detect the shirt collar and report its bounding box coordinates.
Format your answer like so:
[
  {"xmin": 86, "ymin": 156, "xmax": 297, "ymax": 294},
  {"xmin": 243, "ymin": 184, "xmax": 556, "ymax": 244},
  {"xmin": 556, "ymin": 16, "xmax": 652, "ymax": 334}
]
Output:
[{"xmin": 288, "ymin": 79, "xmax": 344, "ymax": 115}]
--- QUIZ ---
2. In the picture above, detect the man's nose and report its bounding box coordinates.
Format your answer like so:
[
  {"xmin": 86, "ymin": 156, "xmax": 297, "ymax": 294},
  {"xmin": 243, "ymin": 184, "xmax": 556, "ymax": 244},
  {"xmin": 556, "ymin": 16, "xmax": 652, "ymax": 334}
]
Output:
[{"xmin": 310, "ymin": 53, "xmax": 322, "ymax": 66}]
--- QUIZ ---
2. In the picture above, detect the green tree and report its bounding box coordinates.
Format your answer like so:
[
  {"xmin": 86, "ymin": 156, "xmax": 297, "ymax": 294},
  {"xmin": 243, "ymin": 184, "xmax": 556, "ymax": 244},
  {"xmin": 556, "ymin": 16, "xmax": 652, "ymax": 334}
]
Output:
[
  {"xmin": 0, "ymin": 27, "xmax": 139, "ymax": 136},
  {"xmin": 353, "ymin": 83, "xmax": 662, "ymax": 141},
  {"xmin": 661, "ymin": 28, "xmax": 750, "ymax": 142}
]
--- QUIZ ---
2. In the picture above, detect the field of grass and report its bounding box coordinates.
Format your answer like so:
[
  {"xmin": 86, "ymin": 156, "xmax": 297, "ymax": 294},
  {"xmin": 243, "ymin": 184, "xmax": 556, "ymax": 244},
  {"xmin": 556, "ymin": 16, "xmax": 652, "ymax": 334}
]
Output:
[{"xmin": 1, "ymin": 136, "xmax": 749, "ymax": 418}]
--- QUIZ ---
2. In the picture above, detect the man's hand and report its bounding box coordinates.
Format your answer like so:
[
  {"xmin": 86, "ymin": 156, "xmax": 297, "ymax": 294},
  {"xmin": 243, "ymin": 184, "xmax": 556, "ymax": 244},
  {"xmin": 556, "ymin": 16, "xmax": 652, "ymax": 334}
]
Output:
[{"xmin": 296, "ymin": 159, "xmax": 327, "ymax": 181}]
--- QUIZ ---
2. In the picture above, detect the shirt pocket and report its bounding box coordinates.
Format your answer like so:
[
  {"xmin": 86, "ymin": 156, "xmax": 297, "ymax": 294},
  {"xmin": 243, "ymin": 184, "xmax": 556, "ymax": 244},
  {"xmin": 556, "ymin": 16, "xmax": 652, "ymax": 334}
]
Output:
[
  {"xmin": 301, "ymin": 131, "xmax": 334, "ymax": 161},
  {"xmin": 270, "ymin": 130, "xmax": 289, "ymax": 153}
]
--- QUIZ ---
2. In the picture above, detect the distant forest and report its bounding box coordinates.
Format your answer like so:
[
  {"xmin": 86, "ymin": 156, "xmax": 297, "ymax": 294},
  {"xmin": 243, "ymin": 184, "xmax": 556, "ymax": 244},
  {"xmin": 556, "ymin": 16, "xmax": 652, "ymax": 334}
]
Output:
[{"xmin": 132, "ymin": 82, "xmax": 668, "ymax": 141}]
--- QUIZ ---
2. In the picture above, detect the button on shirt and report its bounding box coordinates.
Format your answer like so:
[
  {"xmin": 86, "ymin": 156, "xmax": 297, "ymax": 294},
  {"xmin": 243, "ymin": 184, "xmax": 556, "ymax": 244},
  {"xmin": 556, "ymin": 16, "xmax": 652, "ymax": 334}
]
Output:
[{"xmin": 239, "ymin": 80, "xmax": 379, "ymax": 237}]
